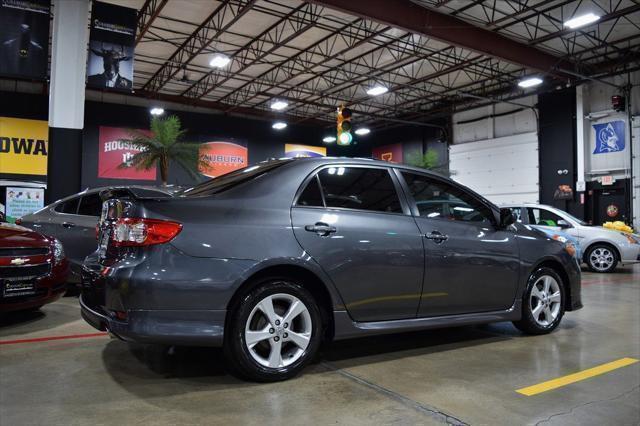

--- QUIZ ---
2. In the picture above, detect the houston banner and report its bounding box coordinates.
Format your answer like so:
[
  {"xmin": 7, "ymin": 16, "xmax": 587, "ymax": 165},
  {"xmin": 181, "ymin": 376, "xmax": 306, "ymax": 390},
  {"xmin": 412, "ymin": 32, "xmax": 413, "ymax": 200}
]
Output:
[
  {"xmin": 284, "ymin": 144, "xmax": 326, "ymax": 158},
  {"xmin": 199, "ymin": 141, "xmax": 248, "ymax": 178},
  {"xmin": 0, "ymin": 116, "xmax": 48, "ymax": 176},
  {"xmin": 98, "ymin": 126, "xmax": 156, "ymax": 180}
]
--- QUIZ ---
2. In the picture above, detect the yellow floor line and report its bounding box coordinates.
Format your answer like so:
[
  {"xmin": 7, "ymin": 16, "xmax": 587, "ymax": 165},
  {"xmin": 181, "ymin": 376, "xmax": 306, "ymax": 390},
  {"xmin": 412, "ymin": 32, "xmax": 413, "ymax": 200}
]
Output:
[{"xmin": 516, "ymin": 357, "xmax": 639, "ymax": 396}]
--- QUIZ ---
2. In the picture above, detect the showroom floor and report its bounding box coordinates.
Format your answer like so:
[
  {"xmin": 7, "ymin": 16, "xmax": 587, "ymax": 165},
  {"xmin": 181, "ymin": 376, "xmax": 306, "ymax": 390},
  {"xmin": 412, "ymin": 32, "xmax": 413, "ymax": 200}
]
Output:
[{"xmin": 1, "ymin": 266, "xmax": 638, "ymax": 426}]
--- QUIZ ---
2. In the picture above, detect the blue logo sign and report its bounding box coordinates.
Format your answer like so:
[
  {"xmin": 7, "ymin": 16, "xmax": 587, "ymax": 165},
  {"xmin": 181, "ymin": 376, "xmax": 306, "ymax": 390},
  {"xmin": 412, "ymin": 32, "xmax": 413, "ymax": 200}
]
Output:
[{"xmin": 593, "ymin": 120, "xmax": 625, "ymax": 154}]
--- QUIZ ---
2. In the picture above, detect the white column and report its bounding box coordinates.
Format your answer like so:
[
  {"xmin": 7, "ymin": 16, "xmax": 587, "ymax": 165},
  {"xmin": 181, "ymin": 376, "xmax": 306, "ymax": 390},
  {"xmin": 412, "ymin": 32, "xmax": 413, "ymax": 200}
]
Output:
[
  {"xmin": 49, "ymin": 0, "xmax": 90, "ymax": 129},
  {"xmin": 575, "ymin": 84, "xmax": 586, "ymax": 192}
]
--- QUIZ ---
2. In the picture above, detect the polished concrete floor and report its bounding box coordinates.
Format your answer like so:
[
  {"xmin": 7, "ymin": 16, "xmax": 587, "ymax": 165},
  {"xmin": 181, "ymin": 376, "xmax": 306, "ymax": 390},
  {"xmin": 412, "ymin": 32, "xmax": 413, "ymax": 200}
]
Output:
[{"xmin": 1, "ymin": 265, "xmax": 639, "ymax": 425}]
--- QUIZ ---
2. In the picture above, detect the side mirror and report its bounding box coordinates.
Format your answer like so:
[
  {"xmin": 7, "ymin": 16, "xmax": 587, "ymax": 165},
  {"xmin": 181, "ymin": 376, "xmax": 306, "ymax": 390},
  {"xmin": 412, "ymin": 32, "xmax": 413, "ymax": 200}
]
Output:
[
  {"xmin": 499, "ymin": 208, "xmax": 516, "ymax": 229},
  {"xmin": 557, "ymin": 219, "xmax": 571, "ymax": 229}
]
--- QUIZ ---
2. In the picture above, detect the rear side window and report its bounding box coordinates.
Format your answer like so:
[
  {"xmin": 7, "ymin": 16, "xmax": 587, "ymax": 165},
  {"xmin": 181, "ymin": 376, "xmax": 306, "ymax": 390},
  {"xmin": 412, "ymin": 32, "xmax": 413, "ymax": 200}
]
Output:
[
  {"xmin": 317, "ymin": 167, "xmax": 402, "ymax": 213},
  {"xmin": 77, "ymin": 194, "xmax": 102, "ymax": 217},
  {"xmin": 297, "ymin": 176, "xmax": 324, "ymax": 207},
  {"xmin": 54, "ymin": 197, "xmax": 79, "ymax": 214}
]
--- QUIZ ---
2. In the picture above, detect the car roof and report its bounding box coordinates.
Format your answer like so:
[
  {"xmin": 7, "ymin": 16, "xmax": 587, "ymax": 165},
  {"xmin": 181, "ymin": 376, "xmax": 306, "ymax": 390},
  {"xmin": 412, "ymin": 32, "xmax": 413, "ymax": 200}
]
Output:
[{"xmin": 282, "ymin": 156, "xmax": 448, "ymax": 178}]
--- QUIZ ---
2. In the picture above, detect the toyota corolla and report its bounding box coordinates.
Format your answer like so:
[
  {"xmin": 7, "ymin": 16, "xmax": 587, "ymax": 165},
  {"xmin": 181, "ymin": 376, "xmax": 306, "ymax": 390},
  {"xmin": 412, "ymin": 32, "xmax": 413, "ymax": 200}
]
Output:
[{"xmin": 80, "ymin": 158, "xmax": 582, "ymax": 381}]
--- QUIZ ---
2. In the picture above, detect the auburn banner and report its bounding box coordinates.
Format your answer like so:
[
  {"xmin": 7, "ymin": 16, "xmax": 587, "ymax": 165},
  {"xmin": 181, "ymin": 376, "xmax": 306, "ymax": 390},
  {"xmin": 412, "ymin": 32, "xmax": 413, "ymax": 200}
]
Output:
[
  {"xmin": 199, "ymin": 141, "xmax": 248, "ymax": 178},
  {"xmin": 284, "ymin": 144, "xmax": 326, "ymax": 158},
  {"xmin": 0, "ymin": 116, "xmax": 48, "ymax": 176},
  {"xmin": 98, "ymin": 126, "xmax": 156, "ymax": 180}
]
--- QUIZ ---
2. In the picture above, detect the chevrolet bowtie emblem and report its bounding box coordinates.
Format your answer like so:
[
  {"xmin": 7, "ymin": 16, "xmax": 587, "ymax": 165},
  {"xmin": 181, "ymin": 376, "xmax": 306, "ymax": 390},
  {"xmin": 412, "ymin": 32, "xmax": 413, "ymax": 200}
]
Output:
[{"xmin": 10, "ymin": 258, "xmax": 29, "ymax": 265}]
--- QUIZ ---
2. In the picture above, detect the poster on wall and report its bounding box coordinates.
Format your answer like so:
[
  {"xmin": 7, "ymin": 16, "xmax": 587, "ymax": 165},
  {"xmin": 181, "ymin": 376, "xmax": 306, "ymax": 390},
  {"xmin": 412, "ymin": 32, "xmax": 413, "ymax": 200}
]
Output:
[
  {"xmin": 372, "ymin": 143, "xmax": 403, "ymax": 163},
  {"xmin": 593, "ymin": 120, "xmax": 625, "ymax": 154},
  {"xmin": 0, "ymin": 0, "xmax": 50, "ymax": 80},
  {"xmin": 87, "ymin": 1, "xmax": 136, "ymax": 91},
  {"xmin": 199, "ymin": 141, "xmax": 248, "ymax": 178},
  {"xmin": 0, "ymin": 116, "xmax": 48, "ymax": 176},
  {"xmin": 284, "ymin": 144, "xmax": 326, "ymax": 158},
  {"xmin": 98, "ymin": 126, "xmax": 156, "ymax": 180},
  {"xmin": 5, "ymin": 186, "xmax": 44, "ymax": 222}
]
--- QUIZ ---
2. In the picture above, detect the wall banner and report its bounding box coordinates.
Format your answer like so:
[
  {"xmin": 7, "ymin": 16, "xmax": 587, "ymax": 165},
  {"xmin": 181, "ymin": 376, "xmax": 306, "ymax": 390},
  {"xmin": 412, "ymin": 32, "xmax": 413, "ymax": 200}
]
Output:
[
  {"xmin": 87, "ymin": 1, "xmax": 136, "ymax": 91},
  {"xmin": 284, "ymin": 144, "xmax": 326, "ymax": 158},
  {"xmin": 5, "ymin": 186, "xmax": 44, "ymax": 221},
  {"xmin": 199, "ymin": 141, "xmax": 248, "ymax": 178},
  {"xmin": 98, "ymin": 126, "xmax": 156, "ymax": 180},
  {"xmin": 593, "ymin": 120, "xmax": 625, "ymax": 154},
  {"xmin": 372, "ymin": 143, "xmax": 403, "ymax": 163},
  {"xmin": 0, "ymin": 0, "xmax": 50, "ymax": 80},
  {"xmin": 0, "ymin": 116, "xmax": 48, "ymax": 176}
]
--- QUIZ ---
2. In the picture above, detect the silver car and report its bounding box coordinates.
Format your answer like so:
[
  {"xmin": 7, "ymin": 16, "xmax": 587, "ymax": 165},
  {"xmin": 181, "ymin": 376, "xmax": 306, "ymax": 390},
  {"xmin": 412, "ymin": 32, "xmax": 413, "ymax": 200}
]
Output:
[
  {"xmin": 503, "ymin": 203, "xmax": 640, "ymax": 273},
  {"xmin": 19, "ymin": 186, "xmax": 178, "ymax": 284}
]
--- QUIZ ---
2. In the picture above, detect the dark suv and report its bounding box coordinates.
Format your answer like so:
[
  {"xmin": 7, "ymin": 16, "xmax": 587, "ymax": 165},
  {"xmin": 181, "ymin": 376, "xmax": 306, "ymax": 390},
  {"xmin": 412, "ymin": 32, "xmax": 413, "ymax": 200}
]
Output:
[{"xmin": 81, "ymin": 157, "xmax": 582, "ymax": 381}]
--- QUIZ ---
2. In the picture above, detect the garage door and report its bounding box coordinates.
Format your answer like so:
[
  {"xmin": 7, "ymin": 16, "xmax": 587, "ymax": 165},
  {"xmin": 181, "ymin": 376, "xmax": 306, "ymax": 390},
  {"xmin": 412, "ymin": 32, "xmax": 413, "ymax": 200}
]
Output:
[{"xmin": 449, "ymin": 132, "xmax": 539, "ymax": 205}]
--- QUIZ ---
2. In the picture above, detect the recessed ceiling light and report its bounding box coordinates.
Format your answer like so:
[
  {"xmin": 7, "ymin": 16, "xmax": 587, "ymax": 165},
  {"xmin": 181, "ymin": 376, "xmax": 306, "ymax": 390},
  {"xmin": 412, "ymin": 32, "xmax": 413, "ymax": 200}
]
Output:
[
  {"xmin": 209, "ymin": 54, "xmax": 231, "ymax": 68},
  {"xmin": 367, "ymin": 85, "xmax": 388, "ymax": 96},
  {"xmin": 564, "ymin": 13, "xmax": 600, "ymax": 29},
  {"xmin": 323, "ymin": 136, "xmax": 336, "ymax": 143},
  {"xmin": 272, "ymin": 122, "xmax": 287, "ymax": 130},
  {"xmin": 271, "ymin": 100, "xmax": 288, "ymax": 110},
  {"xmin": 355, "ymin": 128, "xmax": 370, "ymax": 135},
  {"xmin": 150, "ymin": 107, "xmax": 164, "ymax": 116},
  {"xmin": 518, "ymin": 77, "xmax": 543, "ymax": 88}
]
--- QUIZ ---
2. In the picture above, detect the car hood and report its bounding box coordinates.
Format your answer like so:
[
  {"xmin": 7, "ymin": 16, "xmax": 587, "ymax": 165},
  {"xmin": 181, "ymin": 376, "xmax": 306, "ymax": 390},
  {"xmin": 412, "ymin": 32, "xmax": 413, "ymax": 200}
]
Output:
[{"xmin": 0, "ymin": 223, "xmax": 50, "ymax": 248}]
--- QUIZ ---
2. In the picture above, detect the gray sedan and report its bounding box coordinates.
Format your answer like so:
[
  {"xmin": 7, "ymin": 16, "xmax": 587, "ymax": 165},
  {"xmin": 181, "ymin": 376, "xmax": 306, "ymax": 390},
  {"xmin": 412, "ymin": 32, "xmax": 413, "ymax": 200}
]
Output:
[
  {"xmin": 19, "ymin": 186, "xmax": 177, "ymax": 284},
  {"xmin": 80, "ymin": 158, "xmax": 582, "ymax": 381}
]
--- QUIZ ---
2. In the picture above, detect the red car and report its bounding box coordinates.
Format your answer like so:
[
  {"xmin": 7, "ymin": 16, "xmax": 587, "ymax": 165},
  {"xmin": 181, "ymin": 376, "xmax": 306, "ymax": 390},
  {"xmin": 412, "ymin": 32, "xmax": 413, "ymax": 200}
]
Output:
[{"xmin": 0, "ymin": 222, "xmax": 69, "ymax": 313}]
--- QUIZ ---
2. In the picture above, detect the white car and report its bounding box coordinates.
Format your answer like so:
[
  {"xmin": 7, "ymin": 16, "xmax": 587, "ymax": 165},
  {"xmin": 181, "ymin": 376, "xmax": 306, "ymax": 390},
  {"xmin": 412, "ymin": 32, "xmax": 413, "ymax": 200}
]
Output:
[{"xmin": 503, "ymin": 203, "xmax": 640, "ymax": 273}]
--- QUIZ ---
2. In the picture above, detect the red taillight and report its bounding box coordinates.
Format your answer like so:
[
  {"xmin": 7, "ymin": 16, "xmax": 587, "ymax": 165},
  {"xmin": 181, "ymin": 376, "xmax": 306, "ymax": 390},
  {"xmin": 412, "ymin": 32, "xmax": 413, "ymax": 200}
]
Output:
[
  {"xmin": 111, "ymin": 218, "xmax": 182, "ymax": 247},
  {"xmin": 14, "ymin": 219, "xmax": 22, "ymax": 225}
]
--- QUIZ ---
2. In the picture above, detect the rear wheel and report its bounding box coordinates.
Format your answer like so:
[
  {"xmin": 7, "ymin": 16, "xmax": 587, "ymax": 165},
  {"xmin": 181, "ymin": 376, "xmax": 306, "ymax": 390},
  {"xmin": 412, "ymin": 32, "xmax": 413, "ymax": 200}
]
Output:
[
  {"xmin": 224, "ymin": 280, "xmax": 322, "ymax": 382},
  {"xmin": 513, "ymin": 267, "xmax": 565, "ymax": 335},
  {"xmin": 586, "ymin": 244, "xmax": 618, "ymax": 273}
]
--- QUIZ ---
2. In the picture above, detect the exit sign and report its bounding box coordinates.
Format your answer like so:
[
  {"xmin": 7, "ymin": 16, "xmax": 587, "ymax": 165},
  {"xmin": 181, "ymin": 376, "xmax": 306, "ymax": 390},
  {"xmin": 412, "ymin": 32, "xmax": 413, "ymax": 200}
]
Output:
[{"xmin": 601, "ymin": 175, "xmax": 615, "ymax": 186}]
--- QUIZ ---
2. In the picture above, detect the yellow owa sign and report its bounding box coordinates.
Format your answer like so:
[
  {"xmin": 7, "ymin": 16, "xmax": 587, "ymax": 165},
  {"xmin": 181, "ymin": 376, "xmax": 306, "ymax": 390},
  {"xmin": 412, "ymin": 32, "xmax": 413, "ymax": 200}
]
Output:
[{"xmin": 0, "ymin": 117, "xmax": 49, "ymax": 176}]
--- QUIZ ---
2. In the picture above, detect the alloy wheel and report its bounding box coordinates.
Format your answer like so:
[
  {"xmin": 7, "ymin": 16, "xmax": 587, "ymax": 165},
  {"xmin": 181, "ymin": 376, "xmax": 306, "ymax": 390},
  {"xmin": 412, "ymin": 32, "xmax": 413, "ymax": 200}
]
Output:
[
  {"xmin": 529, "ymin": 275, "xmax": 562, "ymax": 327},
  {"xmin": 244, "ymin": 293, "xmax": 312, "ymax": 368},
  {"xmin": 589, "ymin": 247, "xmax": 614, "ymax": 272}
]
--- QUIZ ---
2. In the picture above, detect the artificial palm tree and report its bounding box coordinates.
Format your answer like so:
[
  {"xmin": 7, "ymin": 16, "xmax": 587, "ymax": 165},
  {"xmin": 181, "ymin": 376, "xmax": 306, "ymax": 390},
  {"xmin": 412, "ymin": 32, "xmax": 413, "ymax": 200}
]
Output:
[{"xmin": 119, "ymin": 115, "xmax": 204, "ymax": 186}]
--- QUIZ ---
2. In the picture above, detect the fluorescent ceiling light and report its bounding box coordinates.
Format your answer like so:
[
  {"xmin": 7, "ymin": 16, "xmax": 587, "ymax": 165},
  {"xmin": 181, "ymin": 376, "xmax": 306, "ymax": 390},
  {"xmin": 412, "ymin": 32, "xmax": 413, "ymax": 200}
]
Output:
[
  {"xmin": 323, "ymin": 136, "xmax": 336, "ymax": 143},
  {"xmin": 209, "ymin": 54, "xmax": 231, "ymax": 68},
  {"xmin": 355, "ymin": 128, "xmax": 370, "ymax": 135},
  {"xmin": 518, "ymin": 77, "xmax": 543, "ymax": 88},
  {"xmin": 564, "ymin": 13, "xmax": 600, "ymax": 29},
  {"xmin": 367, "ymin": 85, "xmax": 388, "ymax": 96},
  {"xmin": 272, "ymin": 122, "xmax": 287, "ymax": 130},
  {"xmin": 270, "ymin": 100, "xmax": 288, "ymax": 110},
  {"xmin": 150, "ymin": 107, "xmax": 164, "ymax": 116}
]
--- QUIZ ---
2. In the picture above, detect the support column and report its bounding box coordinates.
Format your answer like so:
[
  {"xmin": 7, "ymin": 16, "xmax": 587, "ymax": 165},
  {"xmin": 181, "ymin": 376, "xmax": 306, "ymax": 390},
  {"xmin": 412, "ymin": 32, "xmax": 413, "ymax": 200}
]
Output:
[
  {"xmin": 575, "ymin": 85, "xmax": 586, "ymax": 216},
  {"xmin": 47, "ymin": 0, "xmax": 90, "ymax": 203}
]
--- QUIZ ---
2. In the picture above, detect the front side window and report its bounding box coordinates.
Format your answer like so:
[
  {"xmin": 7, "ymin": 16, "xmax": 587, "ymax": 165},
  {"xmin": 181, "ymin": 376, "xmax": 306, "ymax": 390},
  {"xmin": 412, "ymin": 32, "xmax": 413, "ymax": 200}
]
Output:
[
  {"xmin": 314, "ymin": 167, "xmax": 402, "ymax": 213},
  {"xmin": 77, "ymin": 194, "xmax": 102, "ymax": 217},
  {"xmin": 528, "ymin": 208, "xmax": 565, "ymax": 227},
  {"xmin": 402, "ymin": 172, "xmax": 493, "ymax": 224}
]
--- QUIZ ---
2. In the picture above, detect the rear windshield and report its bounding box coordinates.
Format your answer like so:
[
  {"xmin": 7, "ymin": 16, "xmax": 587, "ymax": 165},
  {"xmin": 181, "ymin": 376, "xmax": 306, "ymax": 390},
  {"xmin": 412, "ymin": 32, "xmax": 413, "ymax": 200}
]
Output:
[{"xmin": 181, "ymin": 159, "xmax": 291, "ymax": 197}]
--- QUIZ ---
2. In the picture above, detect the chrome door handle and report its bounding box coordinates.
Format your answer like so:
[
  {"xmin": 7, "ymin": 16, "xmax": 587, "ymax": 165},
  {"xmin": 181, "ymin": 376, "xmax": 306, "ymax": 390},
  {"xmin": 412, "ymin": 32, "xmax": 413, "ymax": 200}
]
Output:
[
  {"xmin": 423, "ymin": 231, "xmax": 448, "ymax": 243},
  {"xmin": 62, "ymin": 222, "xmax": 76, "ymax": 228},
  {"xmin": 305, "ymin": 222, "xmax": 337, "ymax": 237}
]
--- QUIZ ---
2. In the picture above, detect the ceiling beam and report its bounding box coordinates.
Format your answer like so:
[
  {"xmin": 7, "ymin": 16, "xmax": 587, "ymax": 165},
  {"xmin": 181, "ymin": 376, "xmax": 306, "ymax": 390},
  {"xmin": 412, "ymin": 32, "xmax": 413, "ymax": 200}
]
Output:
[
  {"xmin": 135, "ymin": 0, "xmax": 168, "ymax": 45},
  {"xmin": 306, "ymin": 0, "xmax": 575, "ymax": 76}
]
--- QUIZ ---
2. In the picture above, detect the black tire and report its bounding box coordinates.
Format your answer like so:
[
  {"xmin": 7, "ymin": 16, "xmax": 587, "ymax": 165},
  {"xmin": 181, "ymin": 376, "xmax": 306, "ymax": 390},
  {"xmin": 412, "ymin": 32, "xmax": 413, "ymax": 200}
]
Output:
[
  {"xmin": 585, "ymin": 244, "xmax": 618, "ymax": 273},
  {"xmin": 223, "ymin": 279, "xmax": 322, "ymax": 382},
  {"xmin": 513, "ymin": 267, "xmax": 565, "ymax": 335}
]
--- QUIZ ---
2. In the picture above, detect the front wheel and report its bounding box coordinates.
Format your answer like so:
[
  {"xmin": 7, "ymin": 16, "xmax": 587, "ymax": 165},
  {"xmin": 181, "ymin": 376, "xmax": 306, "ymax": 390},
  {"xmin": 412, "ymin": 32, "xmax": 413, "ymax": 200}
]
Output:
[
  {"xmin": 513, "ymin": 267, "xmax": 565, "ymax": 335},
  {"xmin": 224, "ymin": 280, "xmax": 322, "ymax": 382},
  {"xmin": 586, "ymin": 244, "xmax": 618, "ymax": 273}
]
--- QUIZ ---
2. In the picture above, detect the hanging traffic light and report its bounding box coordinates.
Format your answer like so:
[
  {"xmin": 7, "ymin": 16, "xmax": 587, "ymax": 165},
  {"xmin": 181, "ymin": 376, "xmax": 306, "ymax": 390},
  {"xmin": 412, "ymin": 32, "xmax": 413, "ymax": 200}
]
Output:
[{"xmin": 337, "ymin": 105, "xmax": 352, "ymax": 145}]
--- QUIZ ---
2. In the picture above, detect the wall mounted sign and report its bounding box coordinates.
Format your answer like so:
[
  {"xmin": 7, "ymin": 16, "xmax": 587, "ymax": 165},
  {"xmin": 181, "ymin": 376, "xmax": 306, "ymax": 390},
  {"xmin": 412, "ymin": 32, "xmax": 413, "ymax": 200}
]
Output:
[
  {"xmin": 97, "ymin": 126, "xmax": 156, "ymax": 180},
  {"xmin": 601, "ymin": 175, "xmax": 614, "ymax": 186},
  {"xmin": 87, "ymin": 1, "xmax": 136, "ymax": 91},
  {"xmin": 593, "ymin": 120, "xmax": 625, "ymax": 154},
  {"xmin": 0, "ymin": 117, "xmax": 48, "ymax": 176},
  {"xmin": 199, "ymin": 141, "xmax": 248, "ymax": 178},
  {"xmin": 284, "ymin": 144, "xmax": 326, "ymax": 158},
  {"xmin": 0, "ymin": 0, "xmax": 50, "ymax": 80},
  {"xmin": 372, "ymin": 143, "xmax": 403, "ymax": 163},
  {"xmin": 606, "ymin": 204, "xmax": 619, "ymax": 218},
  {"xmin": 5, "ymin": 186, "xmax": 44, "ymax": 222}
]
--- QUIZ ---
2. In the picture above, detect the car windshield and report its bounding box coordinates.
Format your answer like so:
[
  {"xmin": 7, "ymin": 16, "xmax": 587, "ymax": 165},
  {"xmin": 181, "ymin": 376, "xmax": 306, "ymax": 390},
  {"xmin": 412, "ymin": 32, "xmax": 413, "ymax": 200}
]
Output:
[{"xmin": 181, "ymin": 159, "xmax": 291, "ymax": 197}]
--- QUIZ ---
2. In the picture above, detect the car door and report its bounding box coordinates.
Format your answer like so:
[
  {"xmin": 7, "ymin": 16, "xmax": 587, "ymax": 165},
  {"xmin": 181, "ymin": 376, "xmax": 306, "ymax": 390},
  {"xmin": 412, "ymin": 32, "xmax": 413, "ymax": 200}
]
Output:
[
  {"xmin": 398, "ymin": 171, "xmax": 520, "ymax": 317},
  {"xmin": 291, "ymin": 165, "xmax": 424, "ymax": 322}
]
